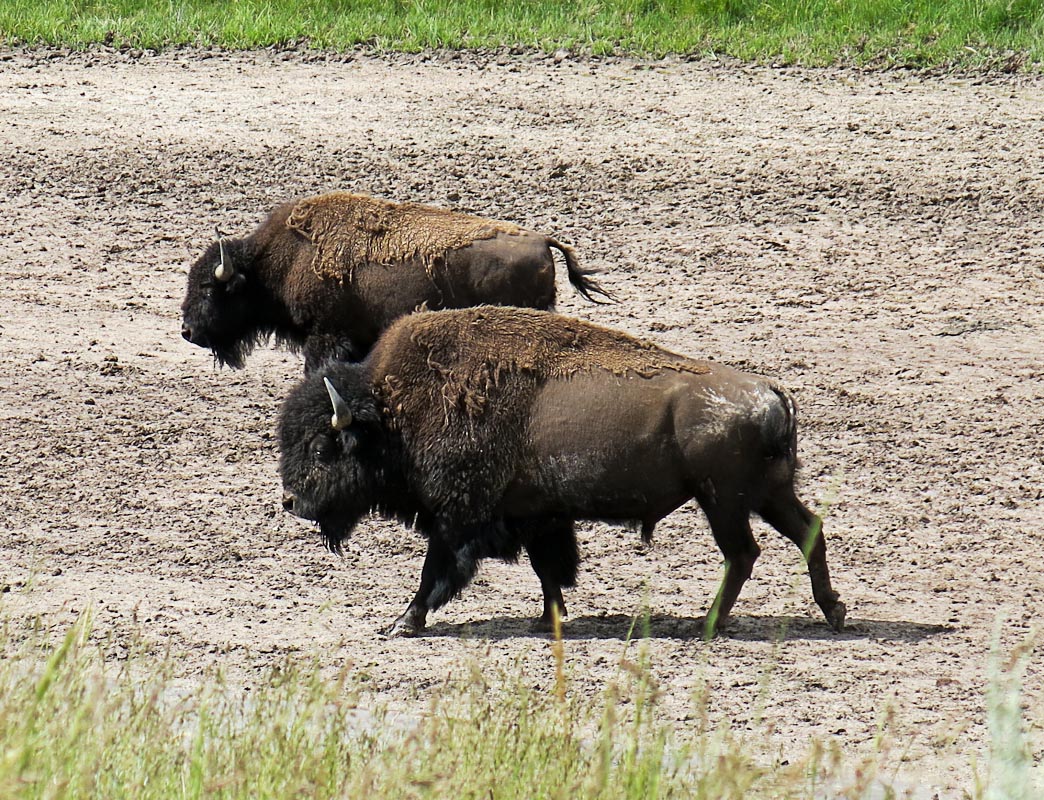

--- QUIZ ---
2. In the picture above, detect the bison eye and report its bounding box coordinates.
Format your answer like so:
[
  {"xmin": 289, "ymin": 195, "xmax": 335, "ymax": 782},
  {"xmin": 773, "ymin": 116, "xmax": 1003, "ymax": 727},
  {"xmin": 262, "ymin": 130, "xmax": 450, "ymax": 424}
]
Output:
[{"xmin": 309, "ymin": 434, "xmax": 336, "ymax": 463}]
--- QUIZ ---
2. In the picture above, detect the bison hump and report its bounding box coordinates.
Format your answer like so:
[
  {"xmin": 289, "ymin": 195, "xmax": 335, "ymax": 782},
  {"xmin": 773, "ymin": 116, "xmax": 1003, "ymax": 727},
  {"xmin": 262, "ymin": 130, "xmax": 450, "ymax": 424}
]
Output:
[
  {"xmin": 374, "ymin": 306, "xmax": 709, "ymax": 428},
  {"xmin": 369, "ymin": 307, "xmax": 710, "ymax": 523}
]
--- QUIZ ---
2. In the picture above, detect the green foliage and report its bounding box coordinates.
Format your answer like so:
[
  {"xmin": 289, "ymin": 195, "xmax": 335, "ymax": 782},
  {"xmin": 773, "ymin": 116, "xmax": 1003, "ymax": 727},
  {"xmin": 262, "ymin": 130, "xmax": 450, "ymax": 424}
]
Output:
[
  {"xmin": 0, "ymin": 612, "xmax": 836, "ymax": 798},
  {"xmin": 0, "ymin": 613, "xmax": 691, "ymax": 799},
  {"xmin": 984, "ymin": 628, "xmax": 1042, "ymax": 799},
  {"xmin": 0, "ymin": 0, "xmax": 1042, "ymax": 68},
  {"xmin": 0, "ymin": 609, "xmax": 1036, "ymax": 798}
]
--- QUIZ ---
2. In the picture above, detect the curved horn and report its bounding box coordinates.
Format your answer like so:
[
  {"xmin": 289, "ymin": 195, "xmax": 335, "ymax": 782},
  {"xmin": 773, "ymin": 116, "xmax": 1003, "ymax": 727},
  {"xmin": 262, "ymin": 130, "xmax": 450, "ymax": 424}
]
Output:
[
  {"xmin": 324, "ymin": 377, "xmax": 353, "ymax": 431},
  {"xmin": 214, "ymin": 228, "xmax": 233, "ymax": 282}
]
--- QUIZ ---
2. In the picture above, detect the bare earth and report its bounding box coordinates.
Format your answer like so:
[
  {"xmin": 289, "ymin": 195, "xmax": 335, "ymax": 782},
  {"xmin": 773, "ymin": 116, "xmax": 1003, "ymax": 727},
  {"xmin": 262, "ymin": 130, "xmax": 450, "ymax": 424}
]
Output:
[{"xmin": 1, "ymin": 47, "xmax": 1042, "ymax": 794}]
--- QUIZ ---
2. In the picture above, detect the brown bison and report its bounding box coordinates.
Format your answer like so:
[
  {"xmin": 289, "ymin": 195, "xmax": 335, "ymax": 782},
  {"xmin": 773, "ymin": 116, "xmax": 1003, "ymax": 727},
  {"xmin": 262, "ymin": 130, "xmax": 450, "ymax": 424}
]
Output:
[
  {"xmin": 180, "ymin": 192, "xmax": 609, "ymax": 372},
  {"xmin": 278, "ymin": 307, "xmax": 846, "ymax": 637}
]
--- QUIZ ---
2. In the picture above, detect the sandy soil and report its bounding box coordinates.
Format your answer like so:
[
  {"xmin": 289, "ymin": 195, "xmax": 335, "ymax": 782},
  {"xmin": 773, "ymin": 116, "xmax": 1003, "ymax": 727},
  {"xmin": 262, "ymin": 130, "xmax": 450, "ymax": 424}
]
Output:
[{"xmin": 1, "ymin": 47, "xmax": 1042, "ymax": 794}]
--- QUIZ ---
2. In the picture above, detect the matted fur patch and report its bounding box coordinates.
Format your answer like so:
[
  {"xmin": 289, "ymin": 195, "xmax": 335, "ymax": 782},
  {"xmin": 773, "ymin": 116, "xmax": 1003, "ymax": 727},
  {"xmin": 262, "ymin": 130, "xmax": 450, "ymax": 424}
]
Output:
[
  {"xmin": 372, "ymin": 306, "xmax": 710, "ymax": 425},
  {"xmin": 285, "ymin": 192, "xmax": 520, "ymax": 282},
  {"xmin": 365, "ymin": 307, "xmax": 713, "ymax": 523}
]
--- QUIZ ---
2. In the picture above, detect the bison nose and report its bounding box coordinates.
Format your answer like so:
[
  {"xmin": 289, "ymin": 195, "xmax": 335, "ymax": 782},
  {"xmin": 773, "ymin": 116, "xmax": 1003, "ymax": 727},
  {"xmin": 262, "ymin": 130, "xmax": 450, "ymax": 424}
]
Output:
[
  {"xmin": 182, "ymin": 325, "xmax": 210, "ymax": 348},
  {"xmin": 282, "ymin": 492, "xmax": 296, "ymax": 513}
]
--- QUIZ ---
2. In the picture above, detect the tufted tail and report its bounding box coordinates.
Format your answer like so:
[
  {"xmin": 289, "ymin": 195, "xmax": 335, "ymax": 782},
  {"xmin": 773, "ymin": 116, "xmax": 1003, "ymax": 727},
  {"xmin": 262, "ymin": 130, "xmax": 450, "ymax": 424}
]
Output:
[{"xmin": 546, "ymin": 237, "xmax": 613, "ymax": 303}]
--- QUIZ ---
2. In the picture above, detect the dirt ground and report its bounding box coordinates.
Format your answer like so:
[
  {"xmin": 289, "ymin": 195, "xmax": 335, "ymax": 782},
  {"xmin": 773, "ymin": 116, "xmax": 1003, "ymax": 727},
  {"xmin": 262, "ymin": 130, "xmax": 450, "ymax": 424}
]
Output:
[{"xmin": 1, "ymin": 47, "xmax": 1042, "ymax": 794}]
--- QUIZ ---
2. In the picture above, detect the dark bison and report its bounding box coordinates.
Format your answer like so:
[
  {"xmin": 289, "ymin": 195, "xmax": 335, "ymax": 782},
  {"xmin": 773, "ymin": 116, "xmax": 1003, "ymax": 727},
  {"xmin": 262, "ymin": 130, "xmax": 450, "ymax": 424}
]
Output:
[
  {"xmin": 278, "ymin": 306, "xmax": 846, "ymax": 637},
  {"xmin": 181, "ymin": 192, "xmax": 609, "ymax": 372}
]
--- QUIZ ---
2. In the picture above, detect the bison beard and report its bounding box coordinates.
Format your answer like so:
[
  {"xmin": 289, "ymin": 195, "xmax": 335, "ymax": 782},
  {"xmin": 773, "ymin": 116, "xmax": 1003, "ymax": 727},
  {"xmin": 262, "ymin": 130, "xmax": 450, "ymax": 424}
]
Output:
[{"xmin": 278, "ymin": 307, "xmax": 846, "ymax": 637}]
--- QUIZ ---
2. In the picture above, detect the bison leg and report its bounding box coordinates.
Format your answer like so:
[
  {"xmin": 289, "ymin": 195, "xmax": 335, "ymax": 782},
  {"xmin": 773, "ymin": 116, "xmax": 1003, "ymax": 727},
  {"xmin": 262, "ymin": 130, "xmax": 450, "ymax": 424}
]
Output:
[
  {"xmin": 520, "ymin": 518, "xmax": 579, "ymax": 633},
  {"xmin": 703, "ymin": 505, "xmax": 760, "ymax": 637},
  {"xmin": 759, "ymin": 489, "xmax": 846, "ymax": 632},
  {"xmin": 385, "ymin": 537, "xmax": 479, "ymax": 638}
]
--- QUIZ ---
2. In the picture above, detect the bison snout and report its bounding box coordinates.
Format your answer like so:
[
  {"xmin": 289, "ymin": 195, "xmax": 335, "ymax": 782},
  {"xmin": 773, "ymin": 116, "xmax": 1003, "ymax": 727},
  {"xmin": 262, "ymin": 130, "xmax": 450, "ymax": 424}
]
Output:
[
  {"xmin": 181, "ymin": 324, "xmax": 210, "ymax": 348},
  {"xmin": 282, "ymin": 492, "xmax": 297, "ymax": 513}
]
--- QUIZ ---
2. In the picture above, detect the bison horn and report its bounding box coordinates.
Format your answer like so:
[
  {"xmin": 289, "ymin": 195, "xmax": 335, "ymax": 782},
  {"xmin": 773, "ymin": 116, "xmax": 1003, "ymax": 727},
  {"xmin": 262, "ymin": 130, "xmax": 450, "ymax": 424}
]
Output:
[
  {"xmin": 324, "ymin": 377, "xmax": 353, "ymax": 430},
  {"xmin": 214, "ymin": 228, "xmax": 234, "ymax": 282}
]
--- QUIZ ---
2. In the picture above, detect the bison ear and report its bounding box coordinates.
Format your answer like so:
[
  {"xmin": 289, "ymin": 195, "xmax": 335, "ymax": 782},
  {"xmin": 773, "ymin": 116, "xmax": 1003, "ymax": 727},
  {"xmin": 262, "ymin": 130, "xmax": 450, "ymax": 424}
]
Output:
[
  {"xmin": 324, "ymin": 377, "xmax": 353, "ymax": 431},
  {"xmin": 214, "ymin": 229, "xmax": 235, "ymax": 283}
]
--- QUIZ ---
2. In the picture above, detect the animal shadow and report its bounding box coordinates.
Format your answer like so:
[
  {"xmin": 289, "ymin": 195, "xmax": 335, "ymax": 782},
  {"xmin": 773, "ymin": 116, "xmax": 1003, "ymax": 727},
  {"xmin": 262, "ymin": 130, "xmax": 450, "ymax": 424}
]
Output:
[{"xmin": 423, "ymin": 613, "xmax": 954, "ymax": 643}]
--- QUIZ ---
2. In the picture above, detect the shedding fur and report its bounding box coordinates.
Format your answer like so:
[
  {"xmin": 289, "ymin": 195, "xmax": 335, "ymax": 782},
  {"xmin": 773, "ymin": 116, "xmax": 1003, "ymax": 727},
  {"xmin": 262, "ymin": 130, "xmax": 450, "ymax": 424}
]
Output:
[
  {"xmin": 366, "ymin": 307, "xmax": 710, "ymax": 524},
  {"xmin": 372, "ymin": 306, "xmax": 709, "ymax": 424},
  {"xmin": 285, "ymin": 192, "xmax": 522, "ymax": 282}
]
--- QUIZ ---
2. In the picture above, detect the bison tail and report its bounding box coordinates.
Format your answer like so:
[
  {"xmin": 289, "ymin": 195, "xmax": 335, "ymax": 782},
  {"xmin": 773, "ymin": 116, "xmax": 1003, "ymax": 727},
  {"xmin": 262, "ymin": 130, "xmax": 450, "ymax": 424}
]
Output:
[
  {"xmin": 763, "ymin": 386, "xmax": 800, "ymax": 468},
  {"xmin": 546, "ymin": 237, "xmax": 614, "ymax": 304}
]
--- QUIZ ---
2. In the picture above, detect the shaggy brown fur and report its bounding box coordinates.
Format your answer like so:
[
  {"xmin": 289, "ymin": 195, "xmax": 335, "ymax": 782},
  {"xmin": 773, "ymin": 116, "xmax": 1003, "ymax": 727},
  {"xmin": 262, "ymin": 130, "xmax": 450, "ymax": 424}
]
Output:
[
  {"xmin": 286, "ymin": 192, "xmax": 522, "ymax": 282},
  {"xmin": 367, "ymin": 308, "xmax": 712, "ymax": 520},
  {"xmin": 373, "ymin": 306, "xmax": 708, "ymax": 423},
  {"xmin": 281, "ymin": 307, "xmax": 846, "ymax": 636}
]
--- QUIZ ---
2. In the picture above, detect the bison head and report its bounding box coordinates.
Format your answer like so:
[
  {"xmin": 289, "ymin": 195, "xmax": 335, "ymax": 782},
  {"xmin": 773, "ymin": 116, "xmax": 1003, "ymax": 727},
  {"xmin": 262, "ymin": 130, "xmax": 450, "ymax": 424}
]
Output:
[
  {"xmin": 181, "ymin": 234, "xmax": 268, "ymax": 369},
  {"xmin": 279, "ymin": 363, "xmax": 390, "ymax": 553}
]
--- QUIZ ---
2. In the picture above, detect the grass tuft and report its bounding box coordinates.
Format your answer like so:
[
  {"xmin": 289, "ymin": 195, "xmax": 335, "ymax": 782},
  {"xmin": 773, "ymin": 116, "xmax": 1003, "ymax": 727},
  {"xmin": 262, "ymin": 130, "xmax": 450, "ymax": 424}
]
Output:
[{"xmin": 984, "ymin": 625, "xmax": 1040, "ymax": 799}]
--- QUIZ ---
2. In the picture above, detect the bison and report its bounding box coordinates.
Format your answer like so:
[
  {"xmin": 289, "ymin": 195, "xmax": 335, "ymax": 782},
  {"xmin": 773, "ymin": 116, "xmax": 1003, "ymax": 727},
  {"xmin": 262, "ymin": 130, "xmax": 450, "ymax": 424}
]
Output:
[
  {"xmin": 278, "ymin": 306, "xmax": 846, "ymax": 637},
  {"xmin": 181, "ymin": 192, "xmax": 609, "ymax": 372}
]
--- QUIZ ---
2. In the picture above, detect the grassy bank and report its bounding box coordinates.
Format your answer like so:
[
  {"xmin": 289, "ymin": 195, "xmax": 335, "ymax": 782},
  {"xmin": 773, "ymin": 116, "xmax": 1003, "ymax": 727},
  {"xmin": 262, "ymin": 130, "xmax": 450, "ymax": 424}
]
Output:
[
  {"xmin": 0, "ymin": 612, "xmax": 906, "ymax": 799},
  {"xmin": 1, "ymin": 611, "xmax": 1038, "ymax": 798},
  {"xmin": 0, "ymin": 0, "xmax": 1042, "ymax": 68}
]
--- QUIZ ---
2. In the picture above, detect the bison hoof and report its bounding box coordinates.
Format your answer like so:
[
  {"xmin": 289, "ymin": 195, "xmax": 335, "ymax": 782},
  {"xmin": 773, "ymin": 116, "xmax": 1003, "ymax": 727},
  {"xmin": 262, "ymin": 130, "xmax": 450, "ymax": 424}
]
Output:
[
  {"xmin": 826, "ymin": 601, "xmax": 847, "ymax": 633},
  {"xmin": 702, "ymin": 617, "xmax": 729, "ymax": 639},
  {"xmin": 383, "ymin": 612, "xmax": 426, "ymax": 638},
  {"xmin": 532, "ymin": 604, "xmax": 567, "ymax": 634}
]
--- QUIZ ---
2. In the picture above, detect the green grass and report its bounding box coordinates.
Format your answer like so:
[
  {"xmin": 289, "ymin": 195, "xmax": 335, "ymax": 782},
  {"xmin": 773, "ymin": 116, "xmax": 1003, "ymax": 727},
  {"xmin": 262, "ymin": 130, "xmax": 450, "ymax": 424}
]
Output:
[
  {"xmin": 0, "ymin": 609, "xmax": 921, "ymax": 800},
  {"xmin": 0, "ymin": 0, "xmax": 1042, "ymax": 68},
  {"xmin": 1, "ymin": 607, "xmax": 1040, "ymax": 798},
  {"xmin": 983, "ymin": 625, "xmax": 1041, "ymax": 799}
]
